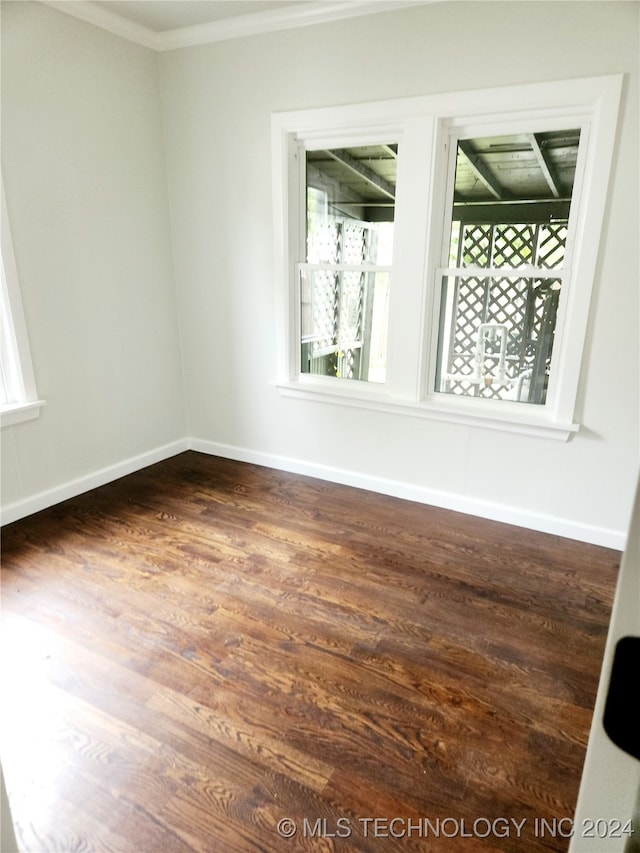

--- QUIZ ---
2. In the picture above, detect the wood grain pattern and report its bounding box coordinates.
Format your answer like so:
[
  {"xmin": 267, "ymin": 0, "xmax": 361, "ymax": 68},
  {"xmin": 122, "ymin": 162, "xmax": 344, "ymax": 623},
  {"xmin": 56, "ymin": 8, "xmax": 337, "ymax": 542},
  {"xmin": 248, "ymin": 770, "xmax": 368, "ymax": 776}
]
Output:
[{"xmin": 1, "ymin": 452, "xmax": 619, "ymax": 852}]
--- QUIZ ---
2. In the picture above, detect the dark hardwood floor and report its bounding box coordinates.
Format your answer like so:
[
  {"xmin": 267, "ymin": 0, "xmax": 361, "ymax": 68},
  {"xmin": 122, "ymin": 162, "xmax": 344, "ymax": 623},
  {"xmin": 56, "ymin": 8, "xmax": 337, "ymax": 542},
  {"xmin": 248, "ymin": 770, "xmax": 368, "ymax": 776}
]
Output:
[{"xmin": 0, "ymin": 451, "xmax": 619, "ymax": 852}]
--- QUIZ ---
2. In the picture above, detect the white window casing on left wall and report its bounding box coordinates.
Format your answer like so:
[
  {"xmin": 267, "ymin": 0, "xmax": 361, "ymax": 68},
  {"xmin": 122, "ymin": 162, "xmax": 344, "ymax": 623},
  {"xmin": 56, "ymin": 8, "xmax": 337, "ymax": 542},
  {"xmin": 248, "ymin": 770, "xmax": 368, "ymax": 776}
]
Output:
[
  {"xmin": 271, "ymin": 75, "xmax": 623, "ymax": 441},
  {"xmin": 1, "ymin": 183, "xmax": 45, "ymax": 427}
]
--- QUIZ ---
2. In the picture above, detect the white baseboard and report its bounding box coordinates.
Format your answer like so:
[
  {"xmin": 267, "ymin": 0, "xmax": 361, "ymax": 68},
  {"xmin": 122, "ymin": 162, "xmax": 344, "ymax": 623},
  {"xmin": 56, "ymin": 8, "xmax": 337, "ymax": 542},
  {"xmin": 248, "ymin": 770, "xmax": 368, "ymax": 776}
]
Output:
[
  {"xmin": 189, "ymin": 438, "xmax": 627, "ymax": 550},
  {"xmin": 1, "ymin": 435, "xmax": 626, "ymax": 550},
  {"xmin": 0, "ymin": 438, "xmax": 189, "ymax": 526}
]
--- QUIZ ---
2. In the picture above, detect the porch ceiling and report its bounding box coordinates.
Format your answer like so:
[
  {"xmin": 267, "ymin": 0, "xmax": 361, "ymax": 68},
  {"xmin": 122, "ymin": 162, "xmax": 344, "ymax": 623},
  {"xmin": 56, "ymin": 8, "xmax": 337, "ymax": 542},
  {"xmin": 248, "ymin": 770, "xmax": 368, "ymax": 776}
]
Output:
[{"xmin": 308, "ymin": 129, "xmax": 580, "ymax": 222}]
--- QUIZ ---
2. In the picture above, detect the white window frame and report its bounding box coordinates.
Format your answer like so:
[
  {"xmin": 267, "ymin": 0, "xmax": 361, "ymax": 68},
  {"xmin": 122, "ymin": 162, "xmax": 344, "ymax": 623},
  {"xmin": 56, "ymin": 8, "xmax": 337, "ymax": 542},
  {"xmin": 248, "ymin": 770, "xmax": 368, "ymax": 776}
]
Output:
[
  {"xmin": 1, "ymin": 184, "xmax": 45, "ymax": 427},
  {"xmin": 272, "ymin": 75, "xmax": 623, "ymax": 440}
]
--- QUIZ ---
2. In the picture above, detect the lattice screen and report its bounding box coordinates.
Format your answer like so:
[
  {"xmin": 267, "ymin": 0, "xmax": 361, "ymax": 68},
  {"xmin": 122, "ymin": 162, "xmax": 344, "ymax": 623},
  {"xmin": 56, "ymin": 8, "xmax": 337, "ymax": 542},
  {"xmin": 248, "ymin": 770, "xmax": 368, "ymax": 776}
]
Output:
[
  {"xmin": 304, "ymin": 218, "xmax": 372, "ymax": 380},
  {"xmin": 443, "ymin": 222, "xmax": 566, "ymax": 402}
]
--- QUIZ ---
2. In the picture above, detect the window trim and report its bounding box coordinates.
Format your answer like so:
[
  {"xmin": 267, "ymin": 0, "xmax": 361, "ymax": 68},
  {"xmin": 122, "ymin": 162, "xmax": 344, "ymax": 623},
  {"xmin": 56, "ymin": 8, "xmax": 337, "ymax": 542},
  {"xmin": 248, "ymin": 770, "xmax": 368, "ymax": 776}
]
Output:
[
  {"xmin": 271, "ymin": 75, "xmax": 623, "ymax": 441},
  {"xmin": 1, "ymin": 184, "xmax": 45, "ymax": 428}
]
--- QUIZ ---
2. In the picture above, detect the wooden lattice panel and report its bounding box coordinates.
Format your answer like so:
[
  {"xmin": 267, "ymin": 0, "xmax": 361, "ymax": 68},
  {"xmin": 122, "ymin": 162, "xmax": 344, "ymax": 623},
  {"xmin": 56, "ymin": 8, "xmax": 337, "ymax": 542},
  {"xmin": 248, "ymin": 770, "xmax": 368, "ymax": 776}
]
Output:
[
  {"xmin": 338, "ymin": 271, "xmax": 365, "ymax": 347},
  {"xmin": 536, "ymin": 223, "xmax": 567, "ymax": 268},
  {"xmin": 307, "ymin": 220, "xmax": 340, "ymax": 263},
  {"xmin": 442, "ymin": 221, "xmax": 567, "ymax": 401},
  {"xmin": 462, "ymin": 224, "xmax": 492, "ymax": 267},
  {"xmin": 342, "ymin": 221, "xmax": 369, "ymax": 264},
  {"xmin": 303, "ymin": 217, "xmax": 371, "ymax": 379},
  {"xmin": 492, "ymin": 225, "xmax": 536, "ymax": 266},
  {"xmin": 309, "ymin": 270, "xmax": 339, "ymax": 353}
]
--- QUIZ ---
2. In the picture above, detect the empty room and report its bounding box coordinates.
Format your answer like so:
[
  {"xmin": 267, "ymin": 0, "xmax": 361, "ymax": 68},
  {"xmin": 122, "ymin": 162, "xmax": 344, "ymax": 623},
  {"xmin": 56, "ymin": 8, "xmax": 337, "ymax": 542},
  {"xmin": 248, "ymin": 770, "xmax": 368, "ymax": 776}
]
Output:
[{"xmin": 1, "ymin": 1, "xmax": 638, "ymax": 851}]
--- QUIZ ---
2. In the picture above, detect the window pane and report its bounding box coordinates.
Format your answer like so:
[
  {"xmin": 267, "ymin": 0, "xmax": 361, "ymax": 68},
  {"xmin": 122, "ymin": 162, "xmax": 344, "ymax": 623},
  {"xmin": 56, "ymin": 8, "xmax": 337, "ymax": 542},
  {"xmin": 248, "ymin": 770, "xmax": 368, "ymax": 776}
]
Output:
[
  {"xmin": 300, "ymin": 268, "xmax": 390, "ymax": 383},
  {"xmin": 436, "ymin": 129, "xmax": 580, "ymax": 405},
  {"xmin": 453, "ymin": 221, "xmax": 570, "ymax": 270},
  {"xmin": 302, "ymin": 144, "xmax": 396, "ymax": 383},
  {"xmin": 306, "ymin": 144, "xmax": 396, "ymax": 263},
  {"xmin": 436, "ymin": 274, "xmax": 563, "ymax": 404},
  {"xmin": 449, "ymin": 130, "xmax": 580, "ymax": 239}
]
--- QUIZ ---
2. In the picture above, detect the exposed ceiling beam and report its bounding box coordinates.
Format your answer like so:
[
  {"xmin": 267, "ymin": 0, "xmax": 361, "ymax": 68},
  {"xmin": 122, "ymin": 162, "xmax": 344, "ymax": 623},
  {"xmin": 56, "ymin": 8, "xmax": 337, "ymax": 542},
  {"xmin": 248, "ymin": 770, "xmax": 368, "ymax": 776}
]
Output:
[
  {"xmin": 527, "ymin": 133, "xmax": 561, "ymax": 199},
  {"xmin": 453, "ymin": 199, "xmax": 571, "ymax": 224},
  {"xmin": 307, "ymin": 162, "xmax": 372, "ymax": 221},
  {"xmin": 458, "ymin": 140, "xmax": 504, "ymax": 201},
  {"xmin": 324, "ymin": 149, "xmax": 396, "ymax": 200}
]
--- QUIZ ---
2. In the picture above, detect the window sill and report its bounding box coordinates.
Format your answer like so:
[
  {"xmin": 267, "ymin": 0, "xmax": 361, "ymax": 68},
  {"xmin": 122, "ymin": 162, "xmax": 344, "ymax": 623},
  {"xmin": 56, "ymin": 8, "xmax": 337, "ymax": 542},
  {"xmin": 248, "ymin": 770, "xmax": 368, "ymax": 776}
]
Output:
[
  {"xmin": 274, "ymin": 379, "xmax": 578, "ymax": 441},
  {"xmin": 1, "ymin": 399, "xmax": 46, "ymax": 428}
]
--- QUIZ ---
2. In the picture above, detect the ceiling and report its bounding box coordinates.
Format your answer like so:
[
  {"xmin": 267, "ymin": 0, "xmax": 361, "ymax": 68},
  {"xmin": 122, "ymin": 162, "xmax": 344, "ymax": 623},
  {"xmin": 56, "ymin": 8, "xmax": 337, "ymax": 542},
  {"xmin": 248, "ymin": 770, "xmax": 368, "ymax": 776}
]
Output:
[
  {"xmin": 454, "ymin": 131, "xmax": 580, "ymax": 204},
  {"xmin": 308, "ymin": 144, "xmax": 397, "ymax": 222},
  {"xmin": 42, "ymin": 0, "xmax": 433, "ymax": 50},
  {"xmin": 39, "ymin": 0, "xmax": 579, "ymax": 224},
  {"xmin": 93, "ymin": 1, "xmax": 306, "ymax": 33},
  {"xmin": 307, "ymin": 131, "xmax": 580, "ymax": 224}
]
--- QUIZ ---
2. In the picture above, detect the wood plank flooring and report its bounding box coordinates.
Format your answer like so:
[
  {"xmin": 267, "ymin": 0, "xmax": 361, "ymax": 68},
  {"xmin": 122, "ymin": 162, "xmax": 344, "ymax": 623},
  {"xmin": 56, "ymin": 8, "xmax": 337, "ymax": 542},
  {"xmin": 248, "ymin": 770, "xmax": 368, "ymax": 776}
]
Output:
[{"xmin": 0, "ymin": 451, "xmax": 619, "ymax": 852}]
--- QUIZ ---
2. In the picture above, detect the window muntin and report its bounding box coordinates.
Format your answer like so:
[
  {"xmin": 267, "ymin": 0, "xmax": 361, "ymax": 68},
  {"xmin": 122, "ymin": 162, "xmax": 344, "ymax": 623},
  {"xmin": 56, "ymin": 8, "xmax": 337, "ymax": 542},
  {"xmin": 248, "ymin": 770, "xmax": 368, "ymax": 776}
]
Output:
[
  {"xmin": 434, "ymin": 130, "xmax": 581, "ymax": 406},
  {"xmin": 300, "ymin": 144, "xmax": 396, "ymax": 383}
]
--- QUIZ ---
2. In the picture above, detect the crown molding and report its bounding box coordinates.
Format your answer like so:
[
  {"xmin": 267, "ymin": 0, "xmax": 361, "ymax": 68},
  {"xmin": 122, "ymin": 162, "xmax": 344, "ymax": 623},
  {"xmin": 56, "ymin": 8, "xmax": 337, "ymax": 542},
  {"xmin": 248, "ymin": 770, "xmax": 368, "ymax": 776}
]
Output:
[
  {"xmin": 41, "ymin": 1, "xmax": 160, "ymax": 49},
  {"xmin": 155, "ymin": 1, "xmax": 433, "ymax": 51},
  {"xmin": 40, "ymin": 1, "xmax": 434, "ymax": 52}
]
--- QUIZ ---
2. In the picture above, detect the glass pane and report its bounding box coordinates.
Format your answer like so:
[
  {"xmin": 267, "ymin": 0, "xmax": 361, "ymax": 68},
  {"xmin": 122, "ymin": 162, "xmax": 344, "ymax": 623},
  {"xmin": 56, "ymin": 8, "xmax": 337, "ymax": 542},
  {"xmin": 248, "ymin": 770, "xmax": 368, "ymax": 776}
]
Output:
[
  {"xmin": 453, "ymin": 221, "xmax": 570, "ymax": 270},
  {"xmin": 306, "ymin": 144, "xmax": 396, "ymax": 264},
  {"xmin": 300, "ymin": 268, "xmax": 390, "ymax": 383},
  {"xmin": 302, "ymin": 143, "xmax": 396, "ymax": 383},
  {"xmin": 435, "ymin": 274, "xmax": 562, "ymax": 405},
  {"xmin": 435, "ymin": 128, "xmax": 580, "ymax": 405},
  {"xmin": 448, "ymin": 129, "xmax": 580, "ymax": 268}
]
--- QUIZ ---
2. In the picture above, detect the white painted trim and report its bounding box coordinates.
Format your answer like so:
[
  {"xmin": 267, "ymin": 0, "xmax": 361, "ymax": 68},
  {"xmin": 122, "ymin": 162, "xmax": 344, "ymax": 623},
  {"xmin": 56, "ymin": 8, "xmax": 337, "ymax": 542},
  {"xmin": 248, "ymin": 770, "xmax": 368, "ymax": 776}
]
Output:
[
  {"xmin": 0, "ymin": 438, "xmax": 188, "ymax": 526},
  {"xmin": 41, "ymin": 1, "xmax": 160, "ymax": 50},
  {"xmin": 156, "ymin": 0, "xmax": 434, "ymax": 51},
  {"xmin": 189, "ymin": 438, "xmax": 626, "ymax": 550},
  {"xmin": 1, "ymin": 434, "xmax": 626, "ymax": 547},
  {"xmin": 1, "ymin": 399, "xmax": 46, "ymax": 428},
  {"xmin": 1, "ymin": 182, "xmax": 42, "ymax": 410},
  {"xmin": 274, "ymin": 379, "xmax": 579, "ymax": 440},
  {"xmin": 40, "ymin": 1, "xmax": 435, "ymax": 51}
]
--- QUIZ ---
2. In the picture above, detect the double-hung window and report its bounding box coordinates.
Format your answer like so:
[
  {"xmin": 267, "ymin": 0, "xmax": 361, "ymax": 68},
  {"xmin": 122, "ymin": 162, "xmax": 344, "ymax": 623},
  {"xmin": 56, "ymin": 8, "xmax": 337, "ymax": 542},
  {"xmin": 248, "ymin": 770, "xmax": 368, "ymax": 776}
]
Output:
[{"xmin": 272, "ymin": 76, "xmax": 622, "ymax": 439}]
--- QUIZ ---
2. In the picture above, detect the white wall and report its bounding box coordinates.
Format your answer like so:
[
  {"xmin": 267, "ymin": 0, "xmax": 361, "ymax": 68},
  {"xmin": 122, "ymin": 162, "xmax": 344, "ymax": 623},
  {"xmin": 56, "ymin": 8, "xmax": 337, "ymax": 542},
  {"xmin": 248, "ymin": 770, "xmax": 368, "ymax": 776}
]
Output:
[
  {"xmin": 1, "ymin": 1, "xmax": 637, "ymax": 546},
  {"xmin": 160, "ymin": 1, "xmax": 638, "ymax": 546},
  {"xmin": 1, "ymin": 1, "xmax": 185, "ymax": 514}
]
